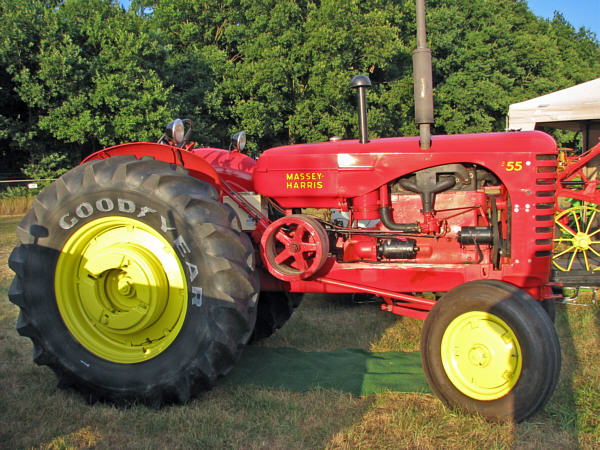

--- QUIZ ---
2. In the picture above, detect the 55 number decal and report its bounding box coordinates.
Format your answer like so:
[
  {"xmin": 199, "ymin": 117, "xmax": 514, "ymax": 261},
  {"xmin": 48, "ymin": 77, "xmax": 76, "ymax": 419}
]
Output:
[{"xmin": 502, "ymin": 161, "xmax": 523, "ymax": 172}]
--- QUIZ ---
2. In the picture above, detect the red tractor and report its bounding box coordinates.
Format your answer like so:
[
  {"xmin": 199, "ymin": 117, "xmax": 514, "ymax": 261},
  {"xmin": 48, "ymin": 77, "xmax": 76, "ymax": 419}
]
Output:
[{"xmin": 8, "ymin": 2, "xmax": 562, "ymax": 422}]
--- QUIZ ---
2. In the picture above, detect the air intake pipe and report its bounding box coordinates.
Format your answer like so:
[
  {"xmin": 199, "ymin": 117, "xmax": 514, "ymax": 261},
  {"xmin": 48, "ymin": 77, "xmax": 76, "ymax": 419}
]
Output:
[
  {"xmin": 378, "ymin": 185, "xmax": 421, "ymax": 232},
  {"xmin": 351, "ymin": 74, "xmax": 371, "ymax": 144}
]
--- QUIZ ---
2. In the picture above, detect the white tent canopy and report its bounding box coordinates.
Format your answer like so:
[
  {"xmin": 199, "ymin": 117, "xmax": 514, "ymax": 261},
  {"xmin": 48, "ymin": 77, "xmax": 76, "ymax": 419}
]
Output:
[{"xmin": 507, "ymin": 78, "xmax": 600, "ymax": 149}]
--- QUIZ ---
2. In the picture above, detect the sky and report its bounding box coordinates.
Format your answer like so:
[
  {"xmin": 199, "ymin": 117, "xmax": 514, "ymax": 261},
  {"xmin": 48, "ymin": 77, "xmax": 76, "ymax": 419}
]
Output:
[
  {"xmin": 118, "ymin": 1, "xmax": 600, "ymax": 38},
  {"xmin": 527, "ymin": 0, "xmax": 600, "ymax": 37}
]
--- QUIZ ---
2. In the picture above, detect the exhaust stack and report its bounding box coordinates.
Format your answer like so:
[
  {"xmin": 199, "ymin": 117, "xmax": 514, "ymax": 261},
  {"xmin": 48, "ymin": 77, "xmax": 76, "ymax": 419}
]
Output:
[{"xmin": 413, "ymin": 0, "xmax": 434, "ymax": 150}]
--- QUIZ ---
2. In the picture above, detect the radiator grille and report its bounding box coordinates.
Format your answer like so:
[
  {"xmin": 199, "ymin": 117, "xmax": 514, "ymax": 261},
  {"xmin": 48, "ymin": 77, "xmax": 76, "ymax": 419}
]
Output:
[{"xmin": 534, "ymin": 154, "xmax": 557, "ymax": 258}]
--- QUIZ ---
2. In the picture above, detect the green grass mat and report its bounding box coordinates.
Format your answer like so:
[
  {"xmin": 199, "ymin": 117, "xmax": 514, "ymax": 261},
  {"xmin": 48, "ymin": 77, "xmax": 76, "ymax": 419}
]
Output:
[{"xmin": 221, "ymin": 347, "xmax": 431, "ymax": 396}]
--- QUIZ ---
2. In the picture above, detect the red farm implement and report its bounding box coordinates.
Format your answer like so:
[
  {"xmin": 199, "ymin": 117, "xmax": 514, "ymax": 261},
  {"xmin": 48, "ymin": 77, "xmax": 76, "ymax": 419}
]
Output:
[{"xmin": 552, "ymin": 143, "xmax": 600, "ymax": 284}]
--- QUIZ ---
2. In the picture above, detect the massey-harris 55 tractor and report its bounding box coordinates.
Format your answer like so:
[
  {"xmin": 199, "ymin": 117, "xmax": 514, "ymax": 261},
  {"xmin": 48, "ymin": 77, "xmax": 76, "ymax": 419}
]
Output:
[
  {"xmin": 8, "ymin": 94, "xmax": 562, "ymax": 422},
  {"xmin": 8, "ymin": 2, "xmax": 562, "ymax": 423}
]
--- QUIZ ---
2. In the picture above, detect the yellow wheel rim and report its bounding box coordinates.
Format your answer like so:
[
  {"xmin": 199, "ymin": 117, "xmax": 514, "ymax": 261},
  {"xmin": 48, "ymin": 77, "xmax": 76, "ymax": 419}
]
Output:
[
  {"xmin": 553, "ymin": 205, "xmax": 600, "ymax": 272},
  {"xmin": 55, "ymin": 217, "xmax": 188, "ymax": 363},
  {"xmin": 441, "ymin": 311, "xmax": 522, "ymax": 401}
]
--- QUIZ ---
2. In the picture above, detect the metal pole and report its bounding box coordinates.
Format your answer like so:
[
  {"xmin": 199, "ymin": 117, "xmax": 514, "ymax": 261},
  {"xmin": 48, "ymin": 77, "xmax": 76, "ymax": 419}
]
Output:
[{"xmin": 415, "ymin": 0, "xmax": 427, "ymax": 48}]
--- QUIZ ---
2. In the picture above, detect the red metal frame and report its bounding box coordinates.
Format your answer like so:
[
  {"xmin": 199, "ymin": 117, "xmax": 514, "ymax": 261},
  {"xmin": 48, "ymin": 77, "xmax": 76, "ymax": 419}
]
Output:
[{"xmin": 556, "ymin": 143, "xmax": 600, "ymax": 206}]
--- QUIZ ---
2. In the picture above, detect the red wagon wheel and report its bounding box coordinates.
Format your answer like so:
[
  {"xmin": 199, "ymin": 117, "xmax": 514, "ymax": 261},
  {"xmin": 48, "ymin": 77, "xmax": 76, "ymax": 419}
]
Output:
[{"xmin": 260, "ymin": 215, "xmax": 329, "ymax": 281}]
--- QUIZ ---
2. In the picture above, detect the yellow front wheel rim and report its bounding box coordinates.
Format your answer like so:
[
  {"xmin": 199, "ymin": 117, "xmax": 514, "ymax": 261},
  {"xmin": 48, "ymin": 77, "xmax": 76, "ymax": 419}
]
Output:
[
  {"xmin": 441, "ymin": 311, "xmax": 522, "ymax": 401},
  {"xmin": 55, "ymin": 217, "xmax": 188, "ymax": 363}
]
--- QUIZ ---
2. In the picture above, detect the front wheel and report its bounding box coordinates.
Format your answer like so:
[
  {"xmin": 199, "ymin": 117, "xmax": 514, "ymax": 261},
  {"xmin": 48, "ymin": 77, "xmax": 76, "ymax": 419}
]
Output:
[
  {"xmin": 420, "ymin": 281, "xmax": 561, "ymax": 422},
  {"xmin": 9, "ymin": 155, "xmax": 258, "ymax": 405}
]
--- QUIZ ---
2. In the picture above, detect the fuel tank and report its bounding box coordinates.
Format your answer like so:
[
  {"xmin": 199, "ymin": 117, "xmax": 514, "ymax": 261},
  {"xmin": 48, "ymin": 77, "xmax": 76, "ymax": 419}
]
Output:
[{"xmin": 192, "ymin": 147, "xmax": 256, "ymax": 192}]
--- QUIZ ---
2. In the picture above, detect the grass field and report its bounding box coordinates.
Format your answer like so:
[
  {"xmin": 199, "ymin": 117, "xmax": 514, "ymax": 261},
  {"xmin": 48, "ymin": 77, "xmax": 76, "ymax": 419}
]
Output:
[{"xmin": 1, "ymin": 214, "xmax": 599, "ymax": 448}]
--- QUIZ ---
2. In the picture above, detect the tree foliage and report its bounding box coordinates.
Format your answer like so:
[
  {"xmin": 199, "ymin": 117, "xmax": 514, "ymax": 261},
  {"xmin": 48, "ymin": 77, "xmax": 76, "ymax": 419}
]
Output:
[
  {"xmin": 428, "ymin": 0, "xmax": 600, "ymax": 137},
  {"xmin": 1, "ymin": 0, "xmax": 598, "ymax": 173}
]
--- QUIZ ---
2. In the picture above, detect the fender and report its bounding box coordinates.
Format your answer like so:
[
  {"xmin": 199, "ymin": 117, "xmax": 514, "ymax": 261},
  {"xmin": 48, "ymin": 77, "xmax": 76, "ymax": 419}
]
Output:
[{"xmin": 82, "ymin": 142, "xmax": 222, "ymax": 189}]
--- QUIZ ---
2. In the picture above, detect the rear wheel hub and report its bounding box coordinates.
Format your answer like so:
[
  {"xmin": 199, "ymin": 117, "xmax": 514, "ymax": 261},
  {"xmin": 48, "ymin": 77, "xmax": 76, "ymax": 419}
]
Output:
[{"xmin": 55, "ymin": 217, "xmax": 187, "ymax": 364}]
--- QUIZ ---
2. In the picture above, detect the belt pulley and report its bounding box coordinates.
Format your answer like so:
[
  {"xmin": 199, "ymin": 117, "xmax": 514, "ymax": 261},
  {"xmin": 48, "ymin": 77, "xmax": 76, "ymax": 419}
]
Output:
[{"xmin": 260, "ymin": 214, "xmax": 329, "ymax": 281}]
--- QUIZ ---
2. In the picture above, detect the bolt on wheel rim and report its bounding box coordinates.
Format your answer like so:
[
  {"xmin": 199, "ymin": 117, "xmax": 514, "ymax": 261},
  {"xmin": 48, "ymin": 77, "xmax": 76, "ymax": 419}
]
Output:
[
  {"xmin": 441, "ymin": 311, "xmax": 522, "ymax": 400},
  {"xmin": 553, "ymin": 205, "xmax": 600, "ymax": 272},
  {"xmin": 55, "ymin": 217, "xmax": 187, "ymax": 363}
]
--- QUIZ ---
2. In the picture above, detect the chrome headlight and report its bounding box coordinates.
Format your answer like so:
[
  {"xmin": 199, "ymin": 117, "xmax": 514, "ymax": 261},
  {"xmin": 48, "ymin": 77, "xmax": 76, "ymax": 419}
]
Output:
[
  {"xmin": 166, "ymin": 119, "xmax": 185, "ymax": 146},
  {"xmin": 231, "ymin": 131, "xmax": 246, "ymax": 152}
]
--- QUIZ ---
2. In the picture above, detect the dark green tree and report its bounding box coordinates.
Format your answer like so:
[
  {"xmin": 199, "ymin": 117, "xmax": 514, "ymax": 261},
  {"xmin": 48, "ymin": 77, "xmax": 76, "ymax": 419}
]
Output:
[
  {"xmin": 426, "ymin": 0, "xmax": 600, "ymax": 137},
  {"xmin": 216, "ymin": 0, "xmax": 308, "ymax": 153},
  {"xmin": 1, "ymin": 0, "xmax": 174, "ymax": 177},
  {"xmin": 1, "ymin": 0, "xmax": 599, "ymax": 179},
  {"xmin": 289, "ymin": 0, "xmax": 412, "ymax": 143},
  {"xmin": 29, "ymin": 0, "xmax": 173, "ymax": 148},
  {"xmin": 141, "ymin": 0, "xmax": 239, "ymax": 148},
  {"xmin": 0, "ymin": 0, "xmax": 63, "ymax": 176}
]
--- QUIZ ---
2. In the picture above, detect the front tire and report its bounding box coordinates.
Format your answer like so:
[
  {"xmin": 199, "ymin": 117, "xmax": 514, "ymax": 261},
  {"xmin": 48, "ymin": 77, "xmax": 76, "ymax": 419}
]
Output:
[
  {"xmin": 420, "ymin": 280, "xmax": 561, "ymax": 422},
  {"xmin": 9, "ymin": 155, "xmax": 258, "ymax": 405}
]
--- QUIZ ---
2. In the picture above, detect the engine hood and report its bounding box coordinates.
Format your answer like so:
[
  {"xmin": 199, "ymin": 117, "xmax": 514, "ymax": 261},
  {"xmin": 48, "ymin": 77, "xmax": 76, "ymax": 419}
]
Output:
[{"xmin": 253, "ymin": 131, "xmax": 556, "ymax": 209}]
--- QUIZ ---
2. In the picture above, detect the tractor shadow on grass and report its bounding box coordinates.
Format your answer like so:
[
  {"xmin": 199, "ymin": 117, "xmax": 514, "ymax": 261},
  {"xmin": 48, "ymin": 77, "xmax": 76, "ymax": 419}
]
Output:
[{"xmin": 513, "ymin": 294, "xmax": 597, "ymax": 447}]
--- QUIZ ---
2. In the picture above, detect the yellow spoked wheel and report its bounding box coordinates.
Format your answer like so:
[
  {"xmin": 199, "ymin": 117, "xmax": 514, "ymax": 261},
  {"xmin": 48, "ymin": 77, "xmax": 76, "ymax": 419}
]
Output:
[
  {"xmin": 553, "ymin": 205, "xmax": 600, "ymax": 272},
  {"xmin": 441, "ymin": 311, "xmax": 522, "ymax": 401},
  {"xmin": 55, "ymin": 217, "xmax": 187, "ymax": 363}
]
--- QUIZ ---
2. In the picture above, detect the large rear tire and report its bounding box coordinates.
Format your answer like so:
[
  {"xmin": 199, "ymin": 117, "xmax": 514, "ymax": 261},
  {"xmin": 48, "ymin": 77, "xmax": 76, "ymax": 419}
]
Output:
[
  {"xmin": 420, "ymin": 280, "xmax": 561, "ymax": 422},
  {"xmin": 8, "ymin": 155, "xmax": 258, "ymax": 405}
]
